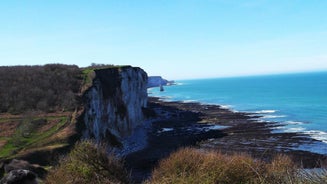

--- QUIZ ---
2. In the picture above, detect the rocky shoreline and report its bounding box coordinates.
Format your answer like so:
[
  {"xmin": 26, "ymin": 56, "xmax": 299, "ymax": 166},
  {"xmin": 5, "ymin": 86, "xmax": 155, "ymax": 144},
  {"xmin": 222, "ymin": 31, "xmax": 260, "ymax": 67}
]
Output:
[{"xmin": 126, "ymin": 97, "xmax": 327, "ymax": 183}]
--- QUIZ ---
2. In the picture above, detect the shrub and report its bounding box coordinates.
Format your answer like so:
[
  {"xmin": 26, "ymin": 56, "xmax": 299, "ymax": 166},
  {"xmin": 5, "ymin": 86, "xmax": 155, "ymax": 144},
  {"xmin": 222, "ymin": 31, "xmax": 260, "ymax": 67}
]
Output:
[
  {"xmin": 146, "ymin": 147, "xmax": 264, "ymax": 184},
  {"xmin": 45, "ymin": 140, "xmax": 130, "ymax": 184},
  {"xmin": 146, "ymin": 147, "xmax": 327, "ymax": 184}
]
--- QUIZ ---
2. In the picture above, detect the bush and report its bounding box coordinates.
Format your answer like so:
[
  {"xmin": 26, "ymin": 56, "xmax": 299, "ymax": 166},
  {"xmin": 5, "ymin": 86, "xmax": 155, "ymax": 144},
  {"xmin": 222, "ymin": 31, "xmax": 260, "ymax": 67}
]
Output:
[
  {"xmin": 146, "ymin": 147, "xmax": 327, "ymax": 184},
  {"xmin": 146, "ymin": 147, "xmax": 264, "ymax": 184},
  {"xmin": 45, "ymin": 140, "xmax": 130, "ymax": 184}
]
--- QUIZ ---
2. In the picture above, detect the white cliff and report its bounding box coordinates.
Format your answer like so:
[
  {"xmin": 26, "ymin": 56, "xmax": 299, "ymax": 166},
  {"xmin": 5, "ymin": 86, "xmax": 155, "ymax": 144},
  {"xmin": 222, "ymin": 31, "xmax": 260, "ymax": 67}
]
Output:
[
  {"xmin": 147, "ymin": 76, "xmax": 175, "ymax": 88},
  {"xmin": 82, "ymin": 66, "xmax": 148, "ymax": 148}
]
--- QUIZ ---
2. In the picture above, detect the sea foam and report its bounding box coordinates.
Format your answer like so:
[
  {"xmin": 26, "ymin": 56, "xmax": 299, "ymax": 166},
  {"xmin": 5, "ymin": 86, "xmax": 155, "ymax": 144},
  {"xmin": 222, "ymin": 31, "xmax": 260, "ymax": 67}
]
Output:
[
  {"xmin": 255, "ymin": 110, "xmax": 277, "ymax": 114},
  {"xmin": 284, "ymin": 121, "xmax": 305, "ymax": 125},
  {"xmin": 305, "ymin": 130, "xmax": 327, "ymax": 143},
  {"xmin": 261, "ymin": 115, "xmax": 287, "ymax": 119}
]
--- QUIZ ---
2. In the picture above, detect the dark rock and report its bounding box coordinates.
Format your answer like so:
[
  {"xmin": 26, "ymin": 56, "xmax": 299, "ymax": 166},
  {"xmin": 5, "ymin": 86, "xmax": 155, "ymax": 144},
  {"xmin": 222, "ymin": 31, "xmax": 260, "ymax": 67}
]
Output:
[
  {"xmin": 4, "ymin": 159, "xmax": 46, "ymax": 179},
  {"xmin": 0, "ymin": 161, "xmax": 6, "ymax": 178},
  {"xmin": 0, "ymin": 169, "xmax": 37, "ymax": 184}
]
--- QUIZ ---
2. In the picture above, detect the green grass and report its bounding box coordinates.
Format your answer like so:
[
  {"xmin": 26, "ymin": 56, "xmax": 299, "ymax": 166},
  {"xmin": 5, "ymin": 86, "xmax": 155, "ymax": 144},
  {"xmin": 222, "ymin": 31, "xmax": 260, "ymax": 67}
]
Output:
[
  {"xmin": 0, "ymin": 143, "xmax": 17, "ymax": 158},
  {"xmin": 81, "ymin": 65, "xmax": 131, "ymax": 93},
  {"xmin": 0, "ymin": 117, "xmax": 21, "ymax": 123},
  {"xmin": 81, "ymin": 68, "xmax": 96, "ymax": 93},
  {"xmin": 22, "ymin": 117, "xmax": 68, "ymax": 148},
  {"xmin": 0, "ymin": 116, "xmax": 69, "ymax": 159}
]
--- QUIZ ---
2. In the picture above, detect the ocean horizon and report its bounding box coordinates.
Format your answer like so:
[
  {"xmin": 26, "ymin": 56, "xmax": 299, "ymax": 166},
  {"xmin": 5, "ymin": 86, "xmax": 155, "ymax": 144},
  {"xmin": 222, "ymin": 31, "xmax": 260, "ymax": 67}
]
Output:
[{"xmin": 149, "ymin": 71, "xmax": 327, "ymax": 155}]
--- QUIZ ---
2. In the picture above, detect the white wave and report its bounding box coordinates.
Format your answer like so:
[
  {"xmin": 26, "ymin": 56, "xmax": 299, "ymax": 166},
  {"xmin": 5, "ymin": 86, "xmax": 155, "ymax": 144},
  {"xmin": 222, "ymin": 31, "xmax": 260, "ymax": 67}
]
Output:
[
  {"xmin": 199, "ymin": 103, "xmax": 237, "ymax": 112},
  {"xmin": 182, "ymin": 100, "xmax": 197, "ymax": 103},
  {"xmin": 284, "ymin": 121, "xmax": 304, "ymax": 125},
  {"xmin": 196, "ymin": 125, "xmax": 229, "ymax": 132},
  {"xmin": 276, "ymin": 126, "xmax": 327, "ymax": 144},
  {"xmin": 206, "ymin": 125, "xmax": 229, "ymax": 130},
  {"xmin": 286, "ymin": 127, "xmax": 306, "ymax": 132},
  {"xmin": 159, "ymin": 96, "xmax": 174, "ymax": 102},
  {"xmin": 158, "ymin": 128, "xmax": 174, "ymax": 133},
  {"xmin": 304, "ymin": 130, "xmax": 327, "ymax": 143},
  {"xmin": 261, "ymin": 115, "xmax": 287, "ymax": 119},
  {"xmin": 220, "ymin": 105, "xmax": 233, "ymax": 109},
  {"xmin": 162, "ymin": 128, "xmax": 174, "ymax": 132},
  {"xmin": 255, "ymin": 110, "xmax": 277, "ymax": 114}
]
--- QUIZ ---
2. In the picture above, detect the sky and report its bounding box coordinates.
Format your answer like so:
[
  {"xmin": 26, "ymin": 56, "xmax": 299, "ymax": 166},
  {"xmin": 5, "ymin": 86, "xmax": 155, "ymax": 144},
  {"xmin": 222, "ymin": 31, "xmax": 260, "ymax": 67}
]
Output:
[{"xmin": 1, "ymin": 0, "xmax": 327, "ymax": 80}]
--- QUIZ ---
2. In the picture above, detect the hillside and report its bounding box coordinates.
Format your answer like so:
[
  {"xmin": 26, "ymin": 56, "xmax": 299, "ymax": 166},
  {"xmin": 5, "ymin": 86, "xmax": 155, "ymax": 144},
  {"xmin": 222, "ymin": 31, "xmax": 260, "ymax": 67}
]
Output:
[{"xmin": 0, "ymin": 64, "xmax": 140, "ymax": 166}]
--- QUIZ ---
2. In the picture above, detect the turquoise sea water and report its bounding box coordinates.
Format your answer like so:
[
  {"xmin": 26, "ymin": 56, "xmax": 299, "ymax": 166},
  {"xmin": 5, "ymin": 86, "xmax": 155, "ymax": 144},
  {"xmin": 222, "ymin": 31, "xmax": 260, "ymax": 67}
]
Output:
[{"xmin": 149, "ymin": 71, "xmax": 327, "ymax": 154}]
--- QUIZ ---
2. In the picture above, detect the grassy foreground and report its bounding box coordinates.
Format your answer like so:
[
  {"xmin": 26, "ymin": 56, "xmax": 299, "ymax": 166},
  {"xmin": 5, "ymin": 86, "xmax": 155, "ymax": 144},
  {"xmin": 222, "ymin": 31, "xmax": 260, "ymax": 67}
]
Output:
[
  {"xmin": 146, "ymin": 147, "xmax": 327, "ymax": 184},
  {"xmin": 44, "ymin": 141, "xmax": 327, "ymax": 184}
]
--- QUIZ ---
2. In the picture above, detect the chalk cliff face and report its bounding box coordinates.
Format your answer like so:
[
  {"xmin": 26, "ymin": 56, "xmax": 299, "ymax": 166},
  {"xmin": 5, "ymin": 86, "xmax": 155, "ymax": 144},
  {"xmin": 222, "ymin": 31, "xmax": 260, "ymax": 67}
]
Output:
[
  {"xmin": 147, "ymin": 76, "xmax": 175, "ymax": 88},
  {"xmin": 147, "ymin": 76, "xmax": 168, "ymax": 88},
  {"xmin": 82, "ymin": 66, "xmax": 148, "ymax": 146}
]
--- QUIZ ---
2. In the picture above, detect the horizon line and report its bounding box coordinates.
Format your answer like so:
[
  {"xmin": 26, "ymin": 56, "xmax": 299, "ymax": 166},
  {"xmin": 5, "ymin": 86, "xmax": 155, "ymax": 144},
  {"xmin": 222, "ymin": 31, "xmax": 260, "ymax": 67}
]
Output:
[{"xmin": 174, "ymin": 69, "xmax": 327, "ymax": 81}]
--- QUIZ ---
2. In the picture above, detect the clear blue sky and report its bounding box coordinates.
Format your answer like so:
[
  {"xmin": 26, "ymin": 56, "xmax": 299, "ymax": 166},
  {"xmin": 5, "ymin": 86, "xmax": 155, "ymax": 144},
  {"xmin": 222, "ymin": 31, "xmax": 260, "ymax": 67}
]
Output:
[{"xmin": 1, "ymin": 0, "xmax": 327, "ymax": 79}]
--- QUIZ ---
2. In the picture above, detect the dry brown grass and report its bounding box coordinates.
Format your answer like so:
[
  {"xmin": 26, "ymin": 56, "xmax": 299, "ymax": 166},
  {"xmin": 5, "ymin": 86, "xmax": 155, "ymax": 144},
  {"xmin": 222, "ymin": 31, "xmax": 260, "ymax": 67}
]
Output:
[
  {"xmin": 43, "ymin": 144, "xmax": 326, "ymax": 184},
  {"xmin": 36, "ymin": 118, "xmax": 60, "ymax": 132},
  {"xmin": 43, "ymin": 122, "xmax": 76, "ymax": 145},
  {"xmin": 0, "ymin": 121, "xmax": 20, "ymax": 137},
  {"xmin": 146, "ymin": 147, "xmax": 264, "ymax": 184},
  {"xmin": 146, "ymin": 147, "xmax": 327, "ymax": 184},
  {"xmin": 265, "ymin": 154, "xmax": 298, "ymax": 183}
]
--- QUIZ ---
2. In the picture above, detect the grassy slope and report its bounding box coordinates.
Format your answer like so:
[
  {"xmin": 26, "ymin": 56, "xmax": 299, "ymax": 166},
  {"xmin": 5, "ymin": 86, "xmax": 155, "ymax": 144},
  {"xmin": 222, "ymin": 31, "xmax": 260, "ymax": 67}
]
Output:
[
  {"xmin": 0, "ymin": 113, "xmax": 75, "ymax": 159},
  {"xmin": 0, "ymin": 64, "xmax": 130, "ymax": 162}
]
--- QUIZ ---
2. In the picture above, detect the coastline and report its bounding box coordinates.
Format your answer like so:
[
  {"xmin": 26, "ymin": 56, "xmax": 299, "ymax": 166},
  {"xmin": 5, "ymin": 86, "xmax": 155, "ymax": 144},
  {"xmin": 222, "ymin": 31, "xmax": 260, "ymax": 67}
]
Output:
[{"xmin": 126, "ymin": 97, "xmax": 327, "ymax": 183}]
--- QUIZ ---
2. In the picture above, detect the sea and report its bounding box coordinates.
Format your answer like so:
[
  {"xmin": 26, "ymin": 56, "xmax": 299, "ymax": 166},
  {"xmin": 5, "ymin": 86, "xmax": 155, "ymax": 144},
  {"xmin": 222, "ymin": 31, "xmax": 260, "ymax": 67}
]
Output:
[{"xmin": 148, "ymin": 71, "xmax": 327, "ymax": 155}]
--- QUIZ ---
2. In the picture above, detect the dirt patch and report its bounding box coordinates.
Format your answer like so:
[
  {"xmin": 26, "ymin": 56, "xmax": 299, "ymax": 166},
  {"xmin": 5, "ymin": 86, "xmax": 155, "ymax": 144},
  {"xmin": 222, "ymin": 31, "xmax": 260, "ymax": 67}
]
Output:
[
  {"xmin": 37, "ymin": 119, "xmax": 60, "ymax": 133},
  {"xmin": 46, "ymin": 122, "xmax": 76, "ymax": 143},
  {"xmin": 0, "ymin": 121, "xmax": 20, "ymax": 137}
]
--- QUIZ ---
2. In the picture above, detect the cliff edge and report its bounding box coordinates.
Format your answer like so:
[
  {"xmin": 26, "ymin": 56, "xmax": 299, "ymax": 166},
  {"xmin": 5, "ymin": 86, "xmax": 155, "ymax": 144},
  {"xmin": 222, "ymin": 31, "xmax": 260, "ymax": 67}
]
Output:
[{"xmin": 82, "ymin": 66, "xmax": 148, "ymax": 148}]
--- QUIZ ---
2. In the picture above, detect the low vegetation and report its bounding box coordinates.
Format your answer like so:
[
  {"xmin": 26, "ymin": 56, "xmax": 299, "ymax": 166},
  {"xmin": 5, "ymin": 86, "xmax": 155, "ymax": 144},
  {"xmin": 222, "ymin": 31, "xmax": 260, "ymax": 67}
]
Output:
[
  {"xmin": 45, "ymin": 140, "xmax": 130, "ymax": 184},
  {"xmin": 81, "ymin": 63, "xmax": 130, "ymax": 93},
  {"xmin": 0, "ymin": 114, "xmax": 72, "ymax": 159},
  {"xmin": 43, "ymin": 145, "xmax": 326, "ymax": 184},
  {"xmin": 146, "ymin": 147, "xmax": 327, "ymax": 184}
]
